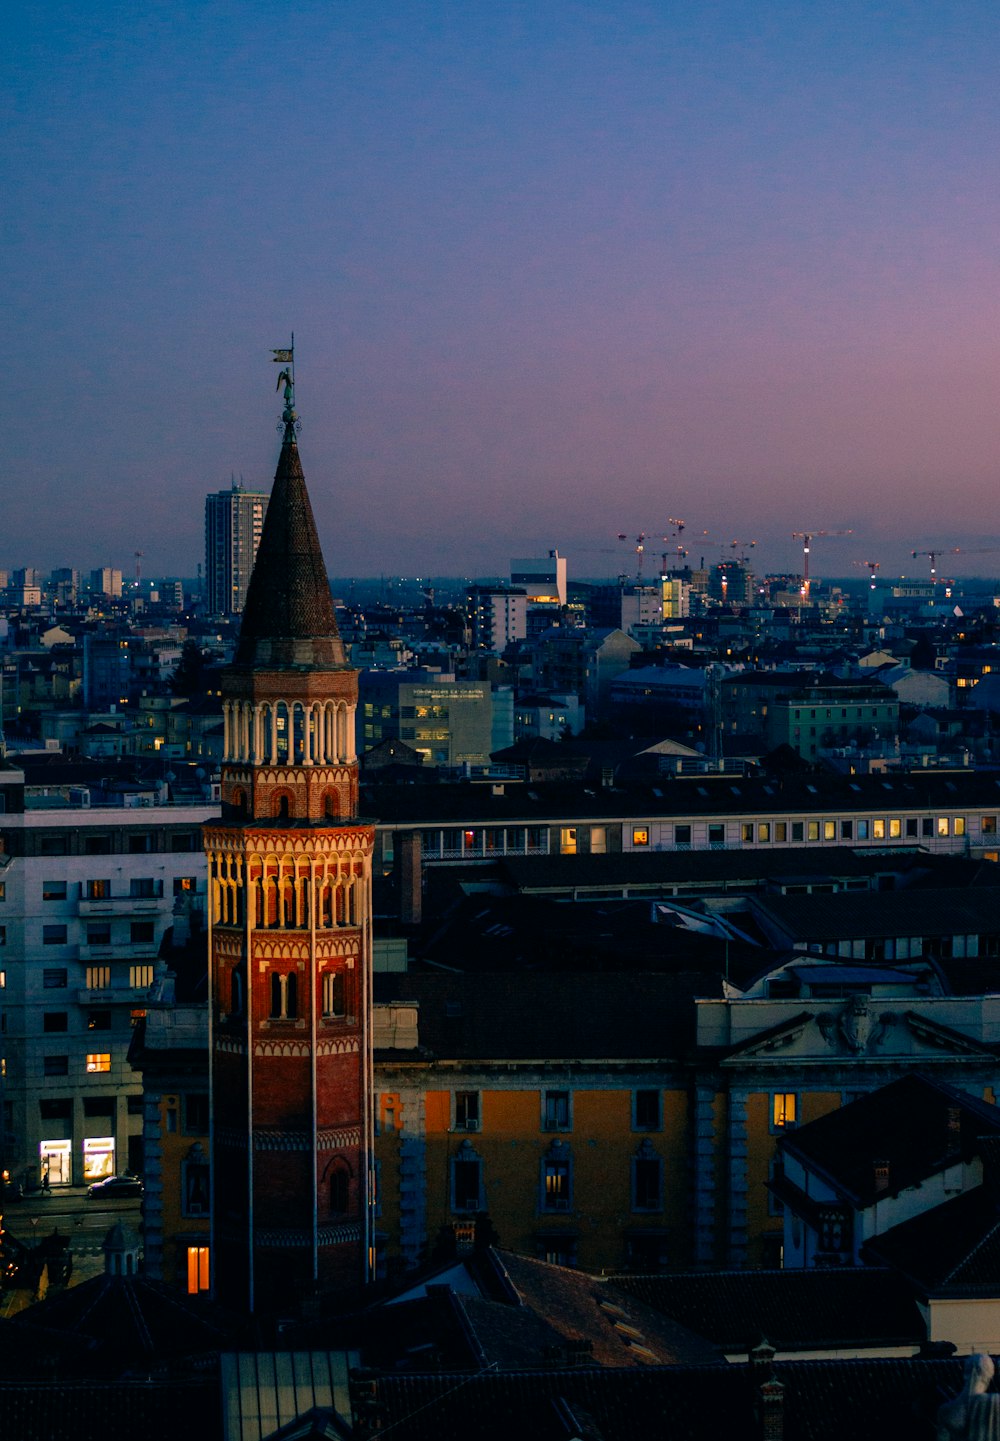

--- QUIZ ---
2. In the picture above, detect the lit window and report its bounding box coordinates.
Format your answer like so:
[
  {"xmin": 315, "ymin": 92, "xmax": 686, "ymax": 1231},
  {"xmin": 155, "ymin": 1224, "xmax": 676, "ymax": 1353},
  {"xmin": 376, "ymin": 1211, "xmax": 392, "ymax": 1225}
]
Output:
[
  {"xmin": 86, "ymin": 1053, "xmax": 111, "ymax": 1073},
  {"xmin": 87, "ymin": 966, "xmax": 111, "ymax": 989},
  {"xmin": 758, "ymin": 823, "xmax": 770, "ymax": 843},
  {"xmin": 889, "ymin": 818, "xmax": 901, "ymax": 839},
  {"xmin": 873, "ymin": 819, "xmax": 885, "ymax": 840},
  {"xmin": 130, "ymin": 965, "xmax": 154, "ymax": 989},
  {"xmin": 772, "ymin": 1093, "xmax": 797, "ymax": 1129},
  {"xmin": 955, "ymin": 817, "xmax": 966, "ymax": 837},
  {"xmin": 632, "ymin": 827, "xmax": 650, "ymax": 847},
  {"xmin": 938, "ymin": 817, "xmax": 950, "ymax": 838},
  {"xmin": 774, "ymin": 823, "xmax": 787, "ymax": 843},
  {"xmin": 560, "ymin": 827, "xmax": 577, "ymax": 855},
  {"xmin": 807, "ymin": 821, "xmax": 819, "ymax": 842},
  {"xmin": 187, "ymin": 1246, "xmax": 210, "ymax": 1294},
  {"xmin": 824, "ymin": 821, "xmax": 836, "ymax": 841},
  {"xmin": 543, "ymin": 1142, "xmax": 572, "ymax": 1211}
]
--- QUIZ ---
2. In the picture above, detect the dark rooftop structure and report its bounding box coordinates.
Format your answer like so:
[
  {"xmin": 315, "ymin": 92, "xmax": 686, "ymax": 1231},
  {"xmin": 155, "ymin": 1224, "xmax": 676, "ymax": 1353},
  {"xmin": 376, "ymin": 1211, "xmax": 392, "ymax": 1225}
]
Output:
[
  {"xmin": 609, "ymin": 1268, "xmax": 923, "ymax": 1354},
  {"xmin": 779, "ymin": 1074, "xmax": 1000, "ymax": 1208}
]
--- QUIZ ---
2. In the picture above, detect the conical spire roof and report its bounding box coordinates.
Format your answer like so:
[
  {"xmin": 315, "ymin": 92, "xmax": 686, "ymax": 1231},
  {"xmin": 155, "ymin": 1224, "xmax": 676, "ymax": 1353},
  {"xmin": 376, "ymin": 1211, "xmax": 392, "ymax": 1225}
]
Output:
[{"xmin": 234, "ymin": 426, "xmax": 347, "ymax": 669}]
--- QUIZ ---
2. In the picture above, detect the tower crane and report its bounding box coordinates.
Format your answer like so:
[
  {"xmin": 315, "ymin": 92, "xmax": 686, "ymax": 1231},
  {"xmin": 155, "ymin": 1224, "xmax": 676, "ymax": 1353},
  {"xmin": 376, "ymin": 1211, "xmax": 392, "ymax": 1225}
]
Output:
[
  {"xmin": 661, "ymin": 544, "xmax": 689, "ymax": 572},
  {"xmin": 134, "ymin": 550, "xmax": 144, "ymax": 584},
  {"xmin": 854, "ymin": 560, "xmax": 880, "ymax": 591},
  {"xmin": 908, "ymin": 547, "xmax": 1000, "ymax": 584},
  {"xmin": 617, "ymin": 532, "xmax": 648, "ymax": 581},
  {"xmin": 912, "ymin": 548, "xmax": 960, "ymax": 584},
  {"xmin": 791, "ymin": 529, "xmax": 854, "ymax": 599}
]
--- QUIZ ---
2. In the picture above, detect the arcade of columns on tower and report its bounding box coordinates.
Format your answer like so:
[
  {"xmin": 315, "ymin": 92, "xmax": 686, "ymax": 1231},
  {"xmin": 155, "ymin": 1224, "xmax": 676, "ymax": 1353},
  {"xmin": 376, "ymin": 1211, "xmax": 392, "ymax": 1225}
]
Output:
[{"xmin": 222, "ymin": 696, "xmax": 356, "ymax": 767}]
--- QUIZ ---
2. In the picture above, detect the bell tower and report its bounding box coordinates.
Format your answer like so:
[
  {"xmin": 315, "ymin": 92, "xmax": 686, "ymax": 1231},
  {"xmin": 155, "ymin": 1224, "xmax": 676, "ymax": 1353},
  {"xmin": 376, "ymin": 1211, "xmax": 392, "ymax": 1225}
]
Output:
[{"xmin": 205, "ymin": 348, "xmax": 375, "ymax": 1314}]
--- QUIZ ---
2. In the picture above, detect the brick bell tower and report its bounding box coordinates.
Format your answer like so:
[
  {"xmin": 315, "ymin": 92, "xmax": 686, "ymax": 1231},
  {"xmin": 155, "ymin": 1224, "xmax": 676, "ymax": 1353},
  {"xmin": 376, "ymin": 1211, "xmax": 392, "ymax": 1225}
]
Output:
[{"xmin": 204, "ymin": 349, "xmax": 375, "ymax": 1315}]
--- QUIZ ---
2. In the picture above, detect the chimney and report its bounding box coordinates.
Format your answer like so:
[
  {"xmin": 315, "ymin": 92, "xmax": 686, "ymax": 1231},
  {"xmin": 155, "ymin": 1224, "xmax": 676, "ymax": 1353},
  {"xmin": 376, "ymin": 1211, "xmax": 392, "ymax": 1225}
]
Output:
[
  {"xmin": 396, "ymin": 829, "xmax": 422, "ymax": 927},
  {"xmin": 759, "ymin": 1379, "xmax": 785, "ymax": 1441}
]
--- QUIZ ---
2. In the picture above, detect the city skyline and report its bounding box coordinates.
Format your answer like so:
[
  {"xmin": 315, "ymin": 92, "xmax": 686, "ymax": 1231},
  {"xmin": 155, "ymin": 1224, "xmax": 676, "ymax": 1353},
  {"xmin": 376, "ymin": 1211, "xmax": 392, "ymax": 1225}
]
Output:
[{"xmin": 5, "ymin": 2, "xmax": 1000, "ymax": 578}]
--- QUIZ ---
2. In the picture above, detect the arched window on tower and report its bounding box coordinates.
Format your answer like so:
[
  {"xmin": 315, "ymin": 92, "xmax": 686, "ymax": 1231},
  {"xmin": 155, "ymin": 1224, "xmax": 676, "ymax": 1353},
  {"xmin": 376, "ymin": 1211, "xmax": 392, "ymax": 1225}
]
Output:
[
  {"xmin": 269, "ymin": 971, "xmax": 297, "ymax": 1020},
  {"xmin": 274, "ymin": 793, "xmax": 291, "ymax": 820},
  {"xmin": 231, "ymin": 968, "xmax": 243, "ymax": 1016},
  {"xmin": 328, "ymin": 1159, "xmax": 350, "ymax": 1215},
  {"xmin": 322, "ymin": 969, "xmax": 345, "ymax": 1018},
  {"xmin": 323, "ymin": 790, "xmax": 338, "ymax": 820}
]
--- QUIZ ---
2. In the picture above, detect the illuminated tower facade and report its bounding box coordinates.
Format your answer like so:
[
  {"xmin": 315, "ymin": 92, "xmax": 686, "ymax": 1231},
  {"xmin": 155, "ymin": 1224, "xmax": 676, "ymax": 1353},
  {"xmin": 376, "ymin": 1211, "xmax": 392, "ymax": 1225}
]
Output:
[{"xmin": 204, "ymin": 361, "xmax": 374, "ymax": 1314}]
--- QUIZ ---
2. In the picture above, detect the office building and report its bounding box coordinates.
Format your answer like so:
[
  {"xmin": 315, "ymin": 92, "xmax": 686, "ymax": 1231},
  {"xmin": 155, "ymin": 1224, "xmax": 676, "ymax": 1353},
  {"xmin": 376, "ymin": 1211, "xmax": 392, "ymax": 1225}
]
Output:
[{"xmin": 204, "ymin": 482, "xmax": 268, "ymax": 616}]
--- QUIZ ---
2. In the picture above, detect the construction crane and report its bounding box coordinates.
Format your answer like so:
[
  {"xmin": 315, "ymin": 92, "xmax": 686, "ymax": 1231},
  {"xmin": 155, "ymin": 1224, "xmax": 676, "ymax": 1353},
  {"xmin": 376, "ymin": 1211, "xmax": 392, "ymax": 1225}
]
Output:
[
  {"xmin": 912, "ymin": 548, "xmax": 961, "ymax": 584},
  {"xmin": 909, "ymin": 546, "xmax": 1000, "ymax": 583},
  {"xmin": 666, "ymin": 516, "xmax": 686, "ymax": 537},
  {"xmin": 661, "ymin": 544, "xmax": 689, "ymax": 572},
  {"xmin": 791, "ymin": 529, "xmax": 854, "ymax": 599},
  {"xmin": 853, "ymin": 560, "xmax": 880, "ymax": 591},
  {"xmin": 134, "ymin": 550, "xmax": 144, "ymax": 584},
  {"xmin": 617, "ymin": 532, "xmax": 648, "ymax": 581},
  {"xmin": 728, "ymin": 539, "xmax": 757, "ymax": 564}
]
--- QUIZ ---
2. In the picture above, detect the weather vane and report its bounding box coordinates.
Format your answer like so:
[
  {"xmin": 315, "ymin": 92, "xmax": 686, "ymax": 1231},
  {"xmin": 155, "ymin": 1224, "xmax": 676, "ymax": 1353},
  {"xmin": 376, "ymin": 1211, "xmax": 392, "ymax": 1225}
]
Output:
[{"xmin": 272, "ymin": 334, "xmax": 300, "ymax": 431}]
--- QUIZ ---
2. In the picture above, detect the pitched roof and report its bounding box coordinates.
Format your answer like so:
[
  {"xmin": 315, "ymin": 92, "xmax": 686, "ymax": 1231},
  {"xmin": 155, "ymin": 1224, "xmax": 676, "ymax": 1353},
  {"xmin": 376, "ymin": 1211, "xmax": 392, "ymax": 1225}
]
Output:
[
  {"xmin": 780, "ymin": 1074, "xmax": 1000, "ymax": 1206},
  {"xmin": 7, "ymin": 1272, "xmax": 241, "ymax": 1377},
  {"xmin": 753, "ymin": 887, "xmax": 1000, "ymax": 943},
  {"xmin": 373, "ymin": 969, "xmax": 713, "ymax": 1062},
  {"xmin": 234, "ymin": 431, "xmax": 347, "ymax": 670},
  {"xmin": 609, "ymin": 1268, "xmax": 923, "ymax": 1351},
  {"xmin": 863, "ymin": 1184, "xmax": 1000, "ymax": 1292},
  {"xmin": 354, "ymin": 1356, "xmax": 965, "ymax": 1441}
]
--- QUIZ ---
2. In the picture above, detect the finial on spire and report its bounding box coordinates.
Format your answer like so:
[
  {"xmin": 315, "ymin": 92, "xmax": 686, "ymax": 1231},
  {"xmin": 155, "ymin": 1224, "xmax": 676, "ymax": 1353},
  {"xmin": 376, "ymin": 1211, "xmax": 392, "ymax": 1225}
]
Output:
[{"xmin": 272, "ymin": 334, "xmax": 298, "ymax": 431}]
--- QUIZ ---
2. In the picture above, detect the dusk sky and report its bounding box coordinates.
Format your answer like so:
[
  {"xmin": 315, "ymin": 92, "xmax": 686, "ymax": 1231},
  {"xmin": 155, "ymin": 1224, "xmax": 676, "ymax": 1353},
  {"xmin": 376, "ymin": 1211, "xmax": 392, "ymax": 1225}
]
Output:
[{"xmin": 5, "ymin": 1, "xmax": 1000, "ymax": 582}]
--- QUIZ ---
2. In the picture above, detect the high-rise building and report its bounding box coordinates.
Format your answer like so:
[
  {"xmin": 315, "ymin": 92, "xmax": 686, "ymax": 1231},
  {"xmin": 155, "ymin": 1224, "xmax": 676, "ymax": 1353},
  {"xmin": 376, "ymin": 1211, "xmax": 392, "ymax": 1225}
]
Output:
[
  {"xmin": 205, "ymin": 375, "xmax": 374, "ymax": 1314},
  {"xmin": 204, "ymin": 483, "xmax": 268, "ymax": 616},
  {"xmin": 466, "ymin": 585, "xmax": 528, "ymax": 651},
  {"xmin": 510, "ymin": 550, "xmax": 567, "ymax": 607},
  {"xmin": 89, "ymin": 567, "xmax": 123, "ymax": 598}
]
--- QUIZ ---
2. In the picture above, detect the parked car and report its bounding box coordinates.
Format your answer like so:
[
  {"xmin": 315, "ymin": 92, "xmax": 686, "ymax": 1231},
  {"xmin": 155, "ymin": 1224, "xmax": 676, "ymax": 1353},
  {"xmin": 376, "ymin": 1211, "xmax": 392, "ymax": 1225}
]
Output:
[{"xmin": 87, "ymin": 1174, "xmax": 144, "ymax": 1200}]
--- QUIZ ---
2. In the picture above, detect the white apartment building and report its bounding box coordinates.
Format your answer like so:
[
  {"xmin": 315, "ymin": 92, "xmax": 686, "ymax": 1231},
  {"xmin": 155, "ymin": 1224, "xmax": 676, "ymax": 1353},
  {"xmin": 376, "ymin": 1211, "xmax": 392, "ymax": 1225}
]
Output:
[{"xmin": 0, "ymin": 761, "xmax": 213, "ymax": 1190}]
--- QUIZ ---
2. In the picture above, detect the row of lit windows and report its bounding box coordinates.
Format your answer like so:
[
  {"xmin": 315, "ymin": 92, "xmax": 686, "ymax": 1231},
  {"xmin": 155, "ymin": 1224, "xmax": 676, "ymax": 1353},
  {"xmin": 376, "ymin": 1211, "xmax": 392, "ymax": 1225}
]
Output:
[{"xmin": 631, "ymin": 814, "xmax": 987, "ymax": 847}]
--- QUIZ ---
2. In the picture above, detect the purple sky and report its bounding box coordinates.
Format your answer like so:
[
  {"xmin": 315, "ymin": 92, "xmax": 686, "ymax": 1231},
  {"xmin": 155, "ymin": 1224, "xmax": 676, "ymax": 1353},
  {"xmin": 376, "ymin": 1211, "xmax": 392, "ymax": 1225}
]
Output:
[{"xmin": 5, "ymin": 2, "xmax": 1000, "ymax": 582}]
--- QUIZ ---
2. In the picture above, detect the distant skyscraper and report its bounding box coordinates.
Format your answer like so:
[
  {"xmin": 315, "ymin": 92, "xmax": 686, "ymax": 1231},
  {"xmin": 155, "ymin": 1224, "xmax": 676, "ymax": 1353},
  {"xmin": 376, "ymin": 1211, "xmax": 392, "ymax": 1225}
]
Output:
[{"xmin": 204, "ymin": 482, "xmax": 268, "ymax": 615}]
